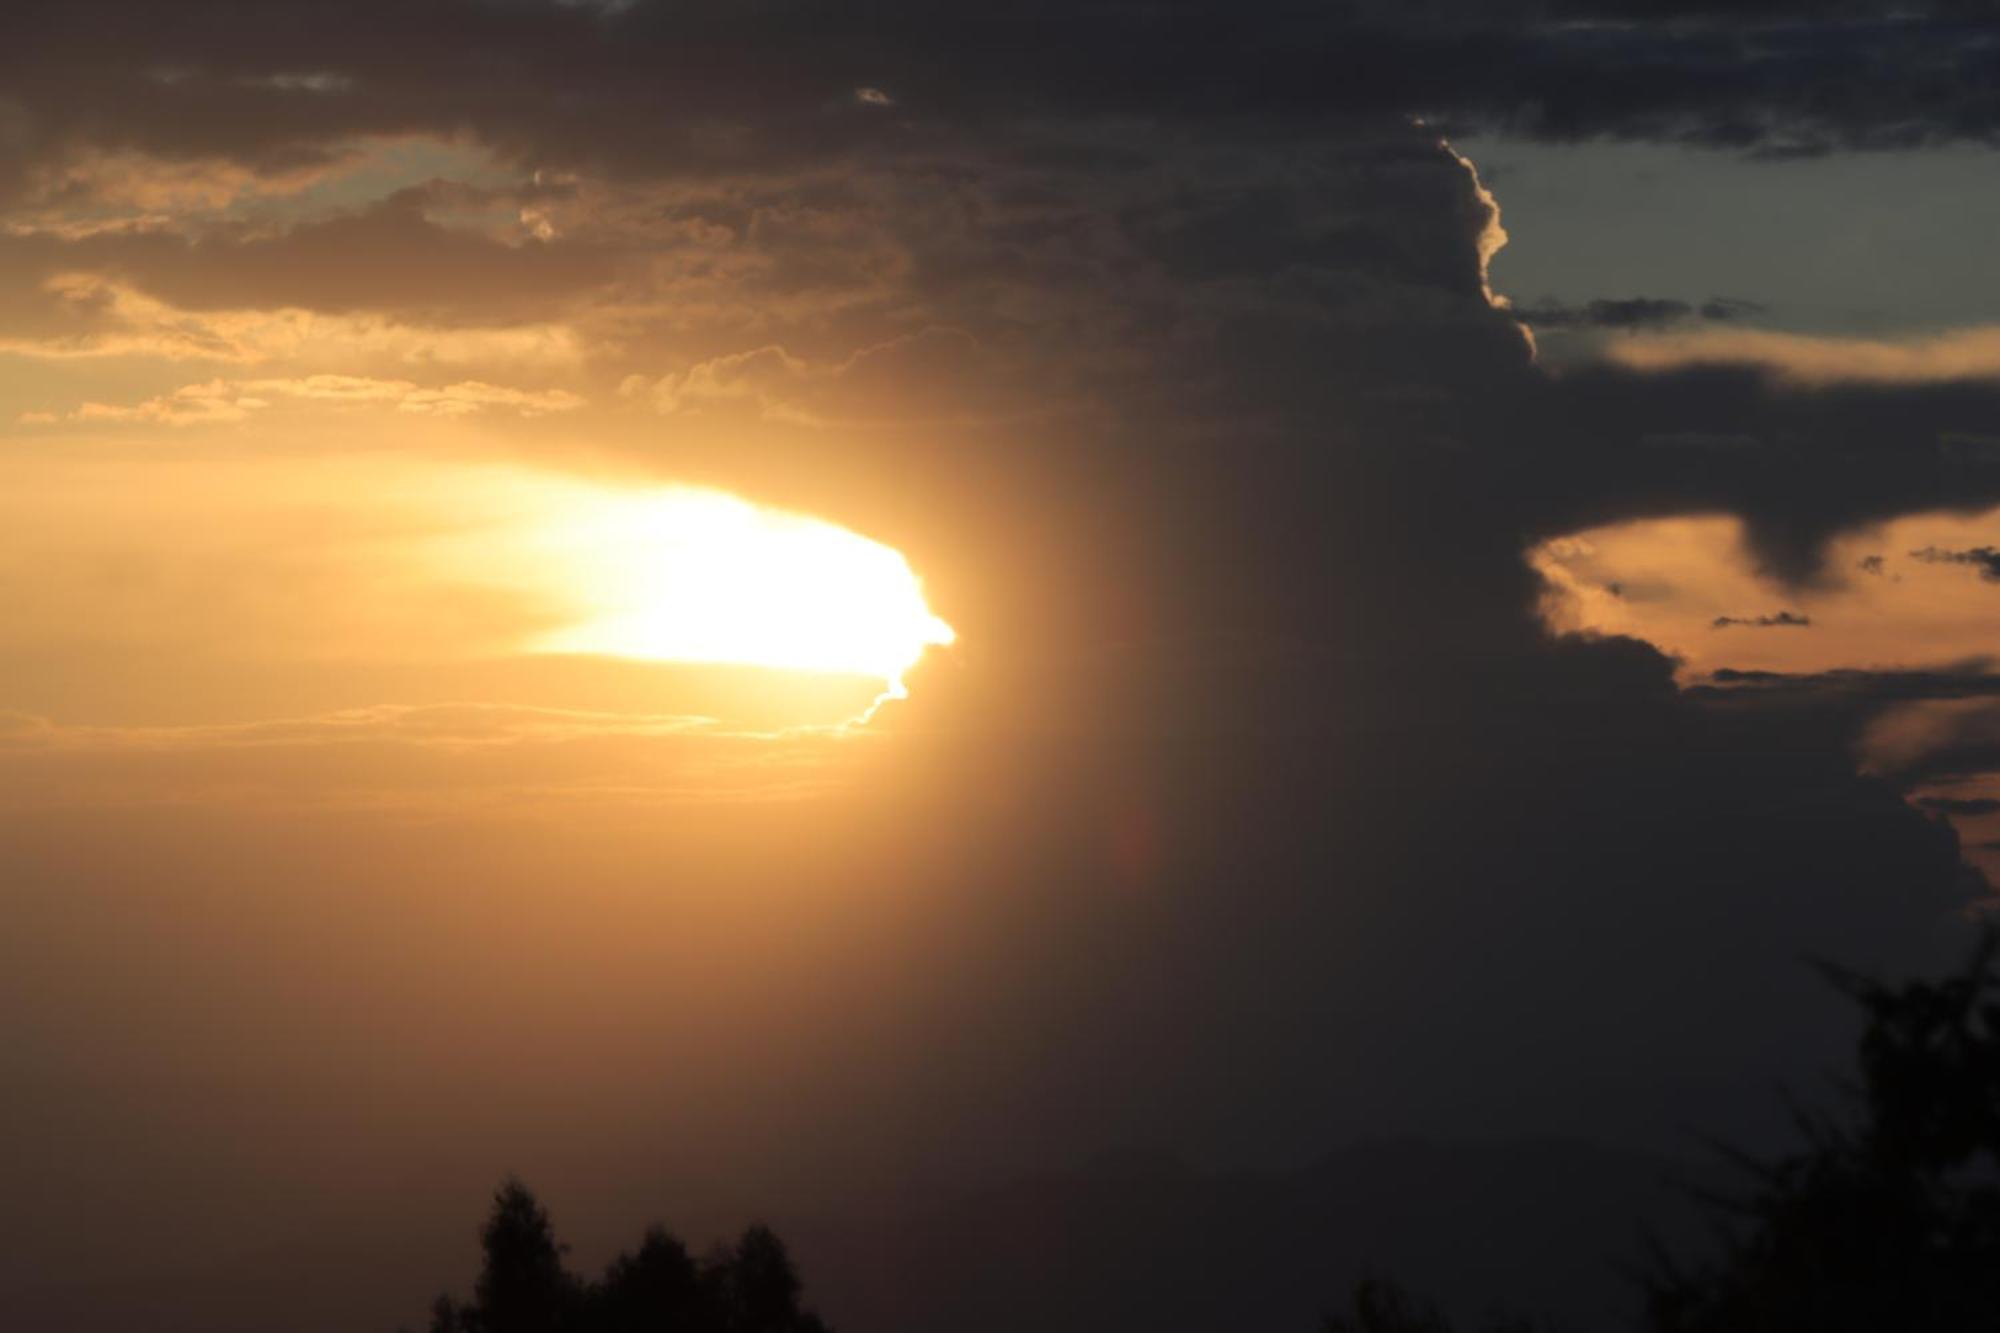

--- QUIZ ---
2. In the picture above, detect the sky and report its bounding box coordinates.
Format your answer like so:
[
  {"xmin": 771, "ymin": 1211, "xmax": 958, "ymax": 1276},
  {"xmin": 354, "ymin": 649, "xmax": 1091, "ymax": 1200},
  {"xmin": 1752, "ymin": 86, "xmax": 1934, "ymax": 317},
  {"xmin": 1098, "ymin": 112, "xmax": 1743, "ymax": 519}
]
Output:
[{"xmin": 4, "ymin": 2, "xmax": 2000, "ymax": 1328}]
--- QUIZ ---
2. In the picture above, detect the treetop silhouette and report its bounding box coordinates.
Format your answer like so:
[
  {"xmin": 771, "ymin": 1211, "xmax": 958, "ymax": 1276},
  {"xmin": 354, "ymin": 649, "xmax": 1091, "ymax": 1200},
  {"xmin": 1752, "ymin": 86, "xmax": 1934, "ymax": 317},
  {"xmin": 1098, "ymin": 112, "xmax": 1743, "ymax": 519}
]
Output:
[{"xmin": 413, "ymin": 1180, "xmax": 829, "ymax": 1333}]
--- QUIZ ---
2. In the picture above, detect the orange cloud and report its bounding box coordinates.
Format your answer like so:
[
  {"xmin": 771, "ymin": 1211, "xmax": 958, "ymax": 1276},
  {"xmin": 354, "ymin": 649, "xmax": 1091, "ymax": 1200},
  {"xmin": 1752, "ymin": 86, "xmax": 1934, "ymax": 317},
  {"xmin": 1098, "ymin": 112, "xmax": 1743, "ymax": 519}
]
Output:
[
  {"xmin": 19, "ymin": 374, "xmax": 586, "ymax": 426},
  {"xmin": 1531, "ymin": 509, "xmax": 2000, "ymax": 679},
  {"xmin": 0, "ymin": 273, "xmax": 587, "ymax": 366},
  {"xmin": 0, "ymin": 149, "xmax": 352, "ymax": 240},
  {"xmin": 619, "ymin": 328, "xmax": 1019, "ymax": 428}
]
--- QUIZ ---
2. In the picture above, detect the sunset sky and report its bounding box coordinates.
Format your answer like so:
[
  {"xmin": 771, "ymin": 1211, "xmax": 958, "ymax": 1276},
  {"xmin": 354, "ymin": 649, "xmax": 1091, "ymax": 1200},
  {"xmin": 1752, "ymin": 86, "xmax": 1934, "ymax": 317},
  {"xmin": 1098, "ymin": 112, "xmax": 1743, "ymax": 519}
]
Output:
[{"xmin": 5, "ymin": 3, "xmax": 2000, "ymax": 1329}]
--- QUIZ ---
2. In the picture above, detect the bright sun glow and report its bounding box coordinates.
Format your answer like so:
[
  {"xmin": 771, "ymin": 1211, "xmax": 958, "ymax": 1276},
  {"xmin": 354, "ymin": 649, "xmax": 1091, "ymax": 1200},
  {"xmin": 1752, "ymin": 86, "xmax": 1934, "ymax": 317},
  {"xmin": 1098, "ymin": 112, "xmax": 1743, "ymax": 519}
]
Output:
[{"xmin": 527, "ymin": 487, "xmax": 956, "ymax": 699}]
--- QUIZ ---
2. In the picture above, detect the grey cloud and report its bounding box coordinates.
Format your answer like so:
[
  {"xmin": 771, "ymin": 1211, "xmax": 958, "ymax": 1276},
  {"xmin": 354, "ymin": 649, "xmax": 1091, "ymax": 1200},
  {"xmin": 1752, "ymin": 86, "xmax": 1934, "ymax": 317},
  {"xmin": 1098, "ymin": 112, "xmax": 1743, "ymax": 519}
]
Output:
[
  {"xmin": 1698, "ymin": 666, "xmax": 2000, "ymax": 701},
  {"xmin": 1518, "ymin": 297, "xmax": 1695, "ymax": 329},
  {"xmin": 0, "ymin": 1, "xmax": 1993, "ymax": 208},
  {"xmin": 1712, "ymin": 610, "xmax": 1812, "ymax": 628},
  {"xmin": 1516, "ymin": 295, "xmax": 1766, "ymax": 330},
  {"xmin": 1910, "ymin": 544, "xmax": 2000, "ymax": 580},
  {"xmin": 1517, "ymin": 367, "xmax": 2000, "ymax": 586},
  {"xmin": 1700, "ymin": 297, "xmax": 1766, "ymax": 321},
  {"xmin": 1916, "ymin": 795, "xmax": 2000, "ymax": 816}
]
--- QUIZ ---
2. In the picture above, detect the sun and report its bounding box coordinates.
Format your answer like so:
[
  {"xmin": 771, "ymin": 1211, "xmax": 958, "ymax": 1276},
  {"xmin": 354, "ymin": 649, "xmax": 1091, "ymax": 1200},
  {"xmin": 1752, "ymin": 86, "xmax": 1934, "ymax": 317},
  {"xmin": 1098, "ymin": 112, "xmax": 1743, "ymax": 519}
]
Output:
[{"xmin": 527, "ymin": 486, "xmax": 956, "ymax": 700}]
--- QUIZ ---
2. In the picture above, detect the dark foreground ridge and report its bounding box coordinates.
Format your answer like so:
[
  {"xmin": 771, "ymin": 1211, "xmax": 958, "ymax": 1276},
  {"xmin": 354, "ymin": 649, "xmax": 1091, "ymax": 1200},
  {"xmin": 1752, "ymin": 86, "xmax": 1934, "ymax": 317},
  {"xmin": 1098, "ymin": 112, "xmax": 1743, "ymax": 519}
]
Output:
[{"xmin": 409, "ymin": 936, "xmax": 2000, "ymax": 1333}]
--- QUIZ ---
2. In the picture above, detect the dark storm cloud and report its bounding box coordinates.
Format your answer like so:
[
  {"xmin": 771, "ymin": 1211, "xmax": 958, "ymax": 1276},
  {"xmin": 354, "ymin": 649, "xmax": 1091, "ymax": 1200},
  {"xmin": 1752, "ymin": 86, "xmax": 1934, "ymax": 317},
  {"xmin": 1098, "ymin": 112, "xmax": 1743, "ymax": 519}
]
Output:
[
  {"xmin": 0, "ymin": 0, "xmax": 1995, "ymax": 207},
  {"xmin": 1700, "ymin": 667, "xmax": 2000, "ymax": 701},
  {"xmin": 1917, "ymin": 795, "xmax": 2000, "ymax": 816},
  {"xmin": 0, "ymin": 0, "xmax": 1990, "ymax": 1146},
  {"xmin": 775, "ymin": 91, "xmax": 2000, "ymax": 1194},
  {"xmin": 1874, "ymin": 727, "xmax": 2000, "ymax": 789},
  {"xmin": 1691, "ymin": 668, "xmax": 2000, "ymax": 801},
  {"xmin": 1700, "ymin": 297, "xmax": 1766, "ymax": 321},
  {"xmin": 10, "ymin": 0, "xmax": 1986, "ymax": 1100},
  {"xmin": 1911, "ymin": 544, "xmax": 2000, "ymax": 580},
  {"xmin": 0, "ymin": 0, "xmax": 1981, "ymax": 391},
  {"xmin": 1712, "ymin": 610, "xmax": 1811, "ymax": 628},
  {"xmin": 1515, "ymin": 295, "xmax": 1768, "ymax": 330},
  {"xmin": 1513, "ymin": 368, "xmax": 2000, "ymax": 585},
  {"xmin": 1517, "ymin": 297, "xmax": 1697, "ymax": 329}
]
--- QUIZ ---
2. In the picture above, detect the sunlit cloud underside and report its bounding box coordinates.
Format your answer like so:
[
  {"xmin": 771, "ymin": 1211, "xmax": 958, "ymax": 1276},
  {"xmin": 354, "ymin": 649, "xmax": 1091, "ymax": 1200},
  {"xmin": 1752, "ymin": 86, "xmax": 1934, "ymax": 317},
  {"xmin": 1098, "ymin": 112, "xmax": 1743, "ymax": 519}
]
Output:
[
  {"xmin": 1531, "ymin": 508, "xmax": 2000, "ymax": 678},
  {"xmin": 525, "ymin": 487, "xmax": 955, "ymax": 702}
]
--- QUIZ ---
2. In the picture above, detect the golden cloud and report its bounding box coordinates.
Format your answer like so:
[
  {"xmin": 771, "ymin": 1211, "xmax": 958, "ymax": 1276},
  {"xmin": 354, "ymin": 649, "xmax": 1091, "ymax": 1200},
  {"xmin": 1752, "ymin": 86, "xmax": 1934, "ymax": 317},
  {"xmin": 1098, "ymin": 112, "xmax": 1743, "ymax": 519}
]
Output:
[
  {"xmin": 0, "ymin": 273, "xmax": 587, "ymax": 366},
  {"xmin": 20, "ymin": 374, "xmax": 587, "ymax": 426}
]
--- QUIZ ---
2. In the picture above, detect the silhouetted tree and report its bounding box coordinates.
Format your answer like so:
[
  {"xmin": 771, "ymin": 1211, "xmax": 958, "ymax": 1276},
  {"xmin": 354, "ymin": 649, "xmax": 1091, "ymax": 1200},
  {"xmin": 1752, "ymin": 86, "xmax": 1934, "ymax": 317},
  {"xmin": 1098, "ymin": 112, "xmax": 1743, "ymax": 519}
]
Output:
[
  {"xmin": 469, "ymin": 1180, "xmax": 585, "ymax": 1333},
  {"xmin": 1320, "ymin": 934, "xmax": 2000, "ymax": 1332},
  {"xmin": 596, "ymin": 1227, "xmax": 705, "ymax": 1332},
  {"xmin": 1323, "ymin": 1278, "xmax": 1457, "ymax": 1333},
  {"xmin": 712, "ymin": 1224, "xmax": 828, "ymax": 1333},
  {"xmin": 429, "ymin": 1293, "xmax": 470, "ymax": 1333},
  {"xmin": 1322, "ymin": 1277, "xmax": 1547, "ymax": 1333},
  {"xmin": 409, "ymin": 1182, "xmax": 831, "ymax": 1333},
  {"xmin": 1644, "ymin": 933, "xmax": 2000, "ymax": 1332}
]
